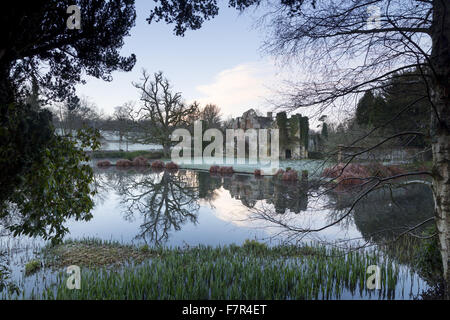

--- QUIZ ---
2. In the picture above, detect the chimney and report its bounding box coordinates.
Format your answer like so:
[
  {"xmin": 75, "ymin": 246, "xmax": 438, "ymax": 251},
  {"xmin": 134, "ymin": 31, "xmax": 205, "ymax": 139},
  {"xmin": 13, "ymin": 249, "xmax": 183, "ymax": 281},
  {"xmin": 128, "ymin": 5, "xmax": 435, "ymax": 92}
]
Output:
[{"xmin": 267, "ymin": 112, "xmax": 273, "ymax": 119}]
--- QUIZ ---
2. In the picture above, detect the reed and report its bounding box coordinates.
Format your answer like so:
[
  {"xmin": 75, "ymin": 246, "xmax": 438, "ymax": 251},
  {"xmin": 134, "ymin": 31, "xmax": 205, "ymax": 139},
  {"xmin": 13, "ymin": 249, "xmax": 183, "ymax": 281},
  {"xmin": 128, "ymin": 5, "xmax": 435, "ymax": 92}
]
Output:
[{"xmin": 15, "ymin": 240, "xmax": 409, "ymax": 300}]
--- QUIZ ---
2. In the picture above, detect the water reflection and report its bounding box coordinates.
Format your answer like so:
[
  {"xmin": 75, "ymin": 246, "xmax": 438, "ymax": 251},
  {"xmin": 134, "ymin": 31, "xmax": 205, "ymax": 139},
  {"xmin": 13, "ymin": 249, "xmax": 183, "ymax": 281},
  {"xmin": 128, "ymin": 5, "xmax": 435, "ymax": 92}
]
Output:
[
  {"xmin": 95, "ymin": 168, "xmax": 200, "ymax": 245},
  {"xmin": 92, "ymin": 167, "xmax": 434, "ymax": 252}
]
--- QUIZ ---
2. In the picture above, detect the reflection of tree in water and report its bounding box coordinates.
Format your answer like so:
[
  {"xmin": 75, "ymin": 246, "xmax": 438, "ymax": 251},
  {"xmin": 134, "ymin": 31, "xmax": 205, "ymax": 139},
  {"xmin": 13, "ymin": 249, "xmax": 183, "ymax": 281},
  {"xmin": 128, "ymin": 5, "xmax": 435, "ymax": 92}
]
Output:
[
  {"xmin": 95, "ymin": 168, "xmax": 309, "ymax": 245},
  {"xmin": 218, "ymin": 174, "xmax": 308, "ymax": 214},
  {"xmin": 328, "ymin": 184, "xmax": 434, "ymax": 242},
  {"xmin": 197, "ymin": 172, "xmax": 221, "ymax": 205},
  {"xmin": 328, "ymin": 183, "xmax": 442, "ymax": 293},
  {"xmin": 112, "ymin": 169, "xmax": 200, "ymax": 245}
]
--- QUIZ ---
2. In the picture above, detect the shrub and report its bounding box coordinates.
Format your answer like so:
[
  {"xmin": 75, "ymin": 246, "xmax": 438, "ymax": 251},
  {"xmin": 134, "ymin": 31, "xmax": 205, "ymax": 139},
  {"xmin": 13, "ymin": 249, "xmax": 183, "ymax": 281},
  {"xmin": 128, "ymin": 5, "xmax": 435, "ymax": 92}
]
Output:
[
  {"xmin": 209, "ymin": 165, "xmax": 220, "ymax": 173},
  {"xmin": 165, "ymin": 161, "xmax": 179, "ymax": 170},
  {"xmin": 151, "ymin": 160, "xmax": 165, "ymax": 169},
  {"xmin": 254, "ymin": 169, "xmax": 262, "ymax": 176},
  {"xmin": 281, "ymin": 170, "xmax": 298, "ymax": 181},
  {"xmin": 131, "ymin": 156, "xmax": 149, "ymax": 166},
  {"xmin": 96, "ymin": 160, "xmax": 111, "ymax": 167},
  {"xmin": 116, "ymin": 159, "xmax": 132, "ymax": 167},
  {"xmin": 219, "ymin": 166, "xmax": 234, "ymax": 174},
  {"xmin": 385, "ymin": 165, "xmax": 406, "ymax": 176}
]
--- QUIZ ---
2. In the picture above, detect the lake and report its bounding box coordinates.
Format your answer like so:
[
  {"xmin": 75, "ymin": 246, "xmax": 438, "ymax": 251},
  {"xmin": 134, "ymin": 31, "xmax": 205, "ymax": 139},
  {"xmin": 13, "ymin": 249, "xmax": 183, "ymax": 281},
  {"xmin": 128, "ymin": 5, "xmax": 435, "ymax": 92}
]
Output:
[{"xmin": 0, "ymin": 166, "xmax": 436, "ymax": 299}]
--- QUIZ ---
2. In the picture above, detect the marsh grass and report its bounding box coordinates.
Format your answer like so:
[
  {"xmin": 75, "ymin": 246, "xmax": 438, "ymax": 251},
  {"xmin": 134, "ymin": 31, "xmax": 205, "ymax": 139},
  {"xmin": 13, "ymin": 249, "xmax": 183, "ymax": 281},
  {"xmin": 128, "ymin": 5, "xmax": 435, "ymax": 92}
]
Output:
[
  {"xmin": 41, "ymin": 238, "xmax": 159, "ymax": 269},
  {"xmin": 24, "ymin": 260, "xmax": 41, "ymax": 276},
  {"xmin": 23, "ymin": 239, "xmax": 407, "ymax": 300}
]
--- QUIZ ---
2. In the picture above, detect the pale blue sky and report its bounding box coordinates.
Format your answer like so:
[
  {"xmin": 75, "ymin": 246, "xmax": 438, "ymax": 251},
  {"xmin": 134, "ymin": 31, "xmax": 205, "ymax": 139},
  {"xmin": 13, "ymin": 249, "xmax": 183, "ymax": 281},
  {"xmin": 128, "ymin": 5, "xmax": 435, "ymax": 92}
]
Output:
[{"xmin": 76, "ymin": 0, "xmax": 283, "ymax": 119}]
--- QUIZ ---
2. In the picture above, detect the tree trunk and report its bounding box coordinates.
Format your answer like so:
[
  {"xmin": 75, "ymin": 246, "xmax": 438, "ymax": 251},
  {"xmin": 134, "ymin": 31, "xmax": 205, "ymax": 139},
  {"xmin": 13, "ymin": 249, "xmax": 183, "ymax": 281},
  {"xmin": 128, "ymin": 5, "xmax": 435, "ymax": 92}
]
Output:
[
  {"xmin": 431, "ymin": 0, "xmax": 450, "ymax": 294},
  {"xmin": 163, "ymin": 144, "xmax": 171, "ymax": 159}
]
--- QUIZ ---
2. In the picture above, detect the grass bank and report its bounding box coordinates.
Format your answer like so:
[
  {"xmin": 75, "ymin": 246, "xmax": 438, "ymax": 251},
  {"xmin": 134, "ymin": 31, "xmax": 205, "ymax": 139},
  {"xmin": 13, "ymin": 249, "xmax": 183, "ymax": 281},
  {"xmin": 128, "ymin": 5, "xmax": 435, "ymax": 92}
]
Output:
[
  {"xmin": 89, "ymin": 150, "xmax": 163, "ymax": 160},
  {"xmin": 14, "ymin": 239, "xmax": 409, "ymax": 300}
]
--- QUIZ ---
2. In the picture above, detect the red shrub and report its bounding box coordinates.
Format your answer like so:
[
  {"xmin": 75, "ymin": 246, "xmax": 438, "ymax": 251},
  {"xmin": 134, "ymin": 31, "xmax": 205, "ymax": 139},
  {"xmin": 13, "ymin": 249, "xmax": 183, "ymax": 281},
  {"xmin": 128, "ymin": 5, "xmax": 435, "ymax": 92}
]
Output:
[
  {"xmin": 209, "ymin": 165, "xmax": 220, "ymax": 173},
  {"xmin": 281, "ymin": 170, "xmax": 298, "ymax": 181},
  {"xmin": 116, "ymin": 159, "xmax": 132, "ymax": 167},
  {"xmin": 165, "ymin": 161, "xmax": 179, "ymax": 170},
  {"xmin": 219, "ymin": 166, "xmax": 234, "ymax": 174},
  {"xmin": 322, "ymin": 163, "xmax": 369, "ymax": 179},
  {"xmin": 366, "ymin": 162, "xmax": 390, "ymax": 177},
  {"xmin": 386, "ymin": 165, "xmax": 406, "ymax": 177},
  {"xmin": 254, "ymin": 169, "xmax": 262, "ymax": 176},
  {"xmin": 96, "ymin": 160, "xmax": 111, "ymax": 167},
  {"xmin": 323, "ymin": 162, "xmax": 410, "ymax": 188},
  {"xmin": 132, "ymin": 156, "xmax": 149, "ymax": 166},
  {"xmin": 151, "ymin": 160, "xmax": 165, "ymax": 169}
]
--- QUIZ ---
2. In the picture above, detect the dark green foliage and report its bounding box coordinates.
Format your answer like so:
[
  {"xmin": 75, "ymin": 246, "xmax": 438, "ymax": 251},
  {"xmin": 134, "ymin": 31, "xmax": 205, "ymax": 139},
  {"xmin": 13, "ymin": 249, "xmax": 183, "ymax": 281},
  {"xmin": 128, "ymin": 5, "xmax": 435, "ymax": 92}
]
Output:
[
  {"xmin": 0, "ymin": 0, "xmax": 136, "ymax": 104},
  {"xmin": 1, "ymin": 125, "xmax": 101, "ymax": 243},
  {"xmin": 354, "ymin": 70, "xmax": 431, "ymax": 147},
  {"xmin": 0, "ymin": 103, "xmax": 53, "ymax": 204},
  {"xmin": 308, "ymin": 151, "xmax": 323, "ymax": 159},
  {"xmin": 0, "ymin": 0, "xmax": 137, "ymax": 242},
  {"xmin": 355, "ymin": 91, "xmax": 375, "ymax": 126},
  {"xmin": 148, "ymin": 0, "xmax": 316, "ymax": 36},
  {"xmin": 300, "ymin": 116, "xmax": 309, "ymax": 150},
  {"xmin": 276, "ymin": 112, "xmax": 289, "ymax": 146}
]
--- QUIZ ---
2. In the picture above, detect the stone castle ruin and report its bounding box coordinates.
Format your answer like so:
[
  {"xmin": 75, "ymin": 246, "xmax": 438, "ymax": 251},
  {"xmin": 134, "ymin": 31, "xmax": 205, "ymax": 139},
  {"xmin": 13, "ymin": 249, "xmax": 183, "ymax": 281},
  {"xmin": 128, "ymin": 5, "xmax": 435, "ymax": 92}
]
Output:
[{"xmin": 229, "ymin": 109, "xmax": 309, "ymax": 159}]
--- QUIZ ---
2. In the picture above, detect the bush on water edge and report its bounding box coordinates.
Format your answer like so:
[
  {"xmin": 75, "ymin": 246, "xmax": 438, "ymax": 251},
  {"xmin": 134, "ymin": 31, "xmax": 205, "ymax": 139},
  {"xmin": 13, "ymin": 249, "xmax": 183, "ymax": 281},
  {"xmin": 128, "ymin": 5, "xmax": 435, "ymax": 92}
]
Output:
[{"xmin": 6, "ymin": 239, "xmax": 406, "ymax": 300}]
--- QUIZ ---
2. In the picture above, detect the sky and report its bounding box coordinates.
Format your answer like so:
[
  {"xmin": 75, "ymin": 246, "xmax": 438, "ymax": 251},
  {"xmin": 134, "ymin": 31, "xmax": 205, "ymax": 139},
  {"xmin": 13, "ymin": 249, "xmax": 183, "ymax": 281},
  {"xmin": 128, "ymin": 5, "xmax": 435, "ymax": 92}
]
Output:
[{"xmin": 76, "ymin": 0, "xmax": 289, "ymax": 120}]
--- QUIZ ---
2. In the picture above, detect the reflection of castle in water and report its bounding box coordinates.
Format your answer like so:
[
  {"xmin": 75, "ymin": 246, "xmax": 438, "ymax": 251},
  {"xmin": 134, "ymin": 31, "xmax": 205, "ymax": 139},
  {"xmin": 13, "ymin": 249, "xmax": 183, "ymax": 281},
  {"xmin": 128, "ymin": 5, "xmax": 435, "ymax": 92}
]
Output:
[
  {"xmin": 96, "ymin": 168, "xmax": 309, "ymax": 246},
  {"xmin": 198, "ymin": 172, "xmax": 308, "ymax": 214}
]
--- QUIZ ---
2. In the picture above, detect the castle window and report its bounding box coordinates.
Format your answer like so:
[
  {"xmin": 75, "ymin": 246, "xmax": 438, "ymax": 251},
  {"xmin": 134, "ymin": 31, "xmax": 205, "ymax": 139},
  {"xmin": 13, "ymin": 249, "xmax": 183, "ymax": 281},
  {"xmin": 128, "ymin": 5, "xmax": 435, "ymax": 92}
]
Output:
[{"xmin": 285, "ymin": 149, "xmax": 292, "ymax": 159}]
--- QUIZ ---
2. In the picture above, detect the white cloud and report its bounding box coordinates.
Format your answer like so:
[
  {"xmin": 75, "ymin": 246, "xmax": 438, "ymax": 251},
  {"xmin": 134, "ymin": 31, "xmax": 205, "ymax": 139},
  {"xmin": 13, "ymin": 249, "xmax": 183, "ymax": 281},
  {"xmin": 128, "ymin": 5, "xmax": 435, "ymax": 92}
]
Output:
[{"xmin": 193, "ymin": 61, "xmax": 281, "ymax": 118}]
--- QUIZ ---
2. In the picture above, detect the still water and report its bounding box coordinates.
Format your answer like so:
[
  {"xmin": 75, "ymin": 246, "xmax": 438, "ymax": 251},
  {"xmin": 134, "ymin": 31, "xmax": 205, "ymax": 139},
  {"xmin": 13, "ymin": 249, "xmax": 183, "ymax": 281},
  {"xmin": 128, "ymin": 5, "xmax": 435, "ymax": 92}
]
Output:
[
  {"xmin": 0, "ymin": 166, "xmax": 436, "ymax": 299},
  {"xmin": 69, "ymin": 167, "xmax": 433, "ymax": 248}
]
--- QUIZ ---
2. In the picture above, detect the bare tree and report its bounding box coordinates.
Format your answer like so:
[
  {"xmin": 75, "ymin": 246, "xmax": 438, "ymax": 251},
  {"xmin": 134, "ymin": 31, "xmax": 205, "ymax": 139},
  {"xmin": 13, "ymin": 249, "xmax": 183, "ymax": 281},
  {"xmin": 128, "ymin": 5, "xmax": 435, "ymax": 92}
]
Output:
[
  {"xmin": 200, "ymin": 103, "xmax": 222, "ymax": 129},
  {"xmin": 132, "ymin": 70, "xmax": 199, "ymax": 157},
  {"xmin": 113, "ymin": 102, "xmax": 134, "ymax": 152},
  {"xmin": 248, "ymin": 0, "xmax": 449, "ymax": 289},
  {"xmin": 51, "ymin": 96, "xmax": 101, "ymax": 135}
]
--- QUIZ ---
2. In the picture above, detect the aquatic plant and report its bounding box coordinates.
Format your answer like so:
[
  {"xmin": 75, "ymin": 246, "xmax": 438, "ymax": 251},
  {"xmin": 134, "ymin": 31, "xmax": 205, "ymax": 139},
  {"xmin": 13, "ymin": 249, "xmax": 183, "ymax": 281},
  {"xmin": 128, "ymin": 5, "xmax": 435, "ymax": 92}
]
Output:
[
  {"xmin": 22, "ymin": 240, "xmax": 405, "ymax": 300},
  {"xmin": 25, "ymin": 260, "xmax": 41, "ymax": 276}
]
